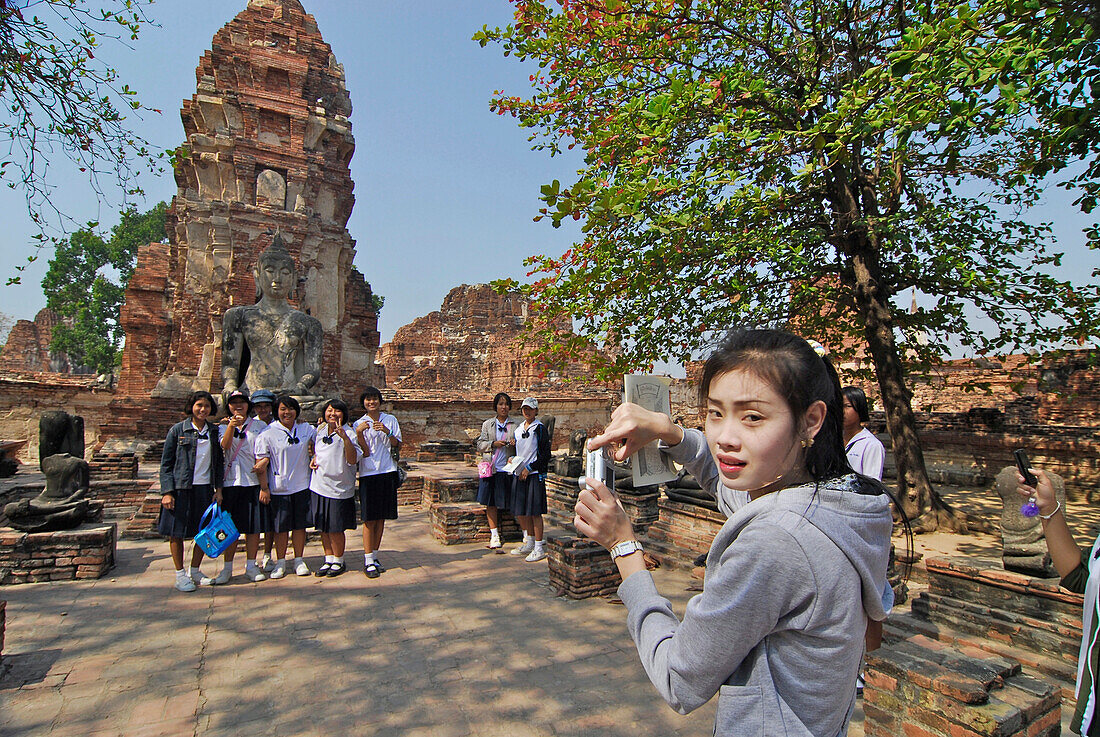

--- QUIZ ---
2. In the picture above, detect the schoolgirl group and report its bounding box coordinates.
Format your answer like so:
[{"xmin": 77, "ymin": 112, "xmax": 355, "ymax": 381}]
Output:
[{"xmin": 159, "ymin": 386, "xmax": 403, "ymax": 591}]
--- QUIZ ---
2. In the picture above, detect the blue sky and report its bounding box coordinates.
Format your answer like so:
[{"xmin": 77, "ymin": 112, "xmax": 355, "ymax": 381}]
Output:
[{"xmin": 0, "ymin": 0, "xmax": 1095, "ymax": 354}]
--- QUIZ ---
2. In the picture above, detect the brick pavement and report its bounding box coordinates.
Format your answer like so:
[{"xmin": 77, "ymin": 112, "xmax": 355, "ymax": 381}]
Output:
[{"xmin": 0, "ymin": 509, "xmax": 744, "ymax": 737}]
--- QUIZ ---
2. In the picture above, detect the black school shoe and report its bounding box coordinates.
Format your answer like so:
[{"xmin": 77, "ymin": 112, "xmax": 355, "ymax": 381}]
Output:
[
  {"xmin": 326, "ymin": 562, "xmax": 347, "ymax": 577},
  {"xmin": 364, "ymin": 563, "xmax": 381, "ymax": 578},
  {"xmin": 315, "ymin": 563, "xmax": 332, "ymax": 577}
]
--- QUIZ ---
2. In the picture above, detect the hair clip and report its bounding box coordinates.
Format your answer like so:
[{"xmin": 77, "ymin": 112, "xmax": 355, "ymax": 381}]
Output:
[{"xmin": 806, "ymin": 339, "xmax": 827, "ymax": 357}]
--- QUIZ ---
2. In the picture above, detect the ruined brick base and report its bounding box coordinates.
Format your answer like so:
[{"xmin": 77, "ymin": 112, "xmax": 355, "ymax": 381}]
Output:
[
  {"xmin": 547, "ymin": 535, "xmax": 621, "ymax": 599},
  {"xmin": 421, "ymin": 477, "xmax": 479, "ymax": 507},
  {"xmin": 398, "ymin": 474, "xmax": 424, "ymax": 507},
  {"xmin": 0, "ymin": 523, "xmax": 116, "ymax": 584},
  {"xmin": 428, "ymin": 503, "xmax": 521, "ymax": 546},
  {"xmin": 865, "ymin": 634, "xmax": 1061, "ymax": 737},
  {"xmin": 0, "ymin": 599, "xmax": 5, "ymax": 663},
  {"xmin": 888, "ymin": 555, "xmax": 1081, "ymax": 703}
]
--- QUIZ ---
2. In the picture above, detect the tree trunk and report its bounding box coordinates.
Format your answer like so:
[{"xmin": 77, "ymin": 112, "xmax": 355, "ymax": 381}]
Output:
[{"xmin": 850, "ymin": 256, "xmax": 968, "ymax": 533}]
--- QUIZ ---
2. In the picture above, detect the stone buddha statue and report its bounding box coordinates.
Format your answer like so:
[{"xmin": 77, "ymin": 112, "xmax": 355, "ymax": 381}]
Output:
[{"xmin": 221, "ymin": 235, "xmax": 323, "ymax": 402}]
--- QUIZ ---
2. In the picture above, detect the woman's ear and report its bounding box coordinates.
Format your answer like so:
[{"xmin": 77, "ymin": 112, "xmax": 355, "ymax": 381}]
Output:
[{"xmin": 802, "ymin": 400, "xmax": 827, "ymax": 442}]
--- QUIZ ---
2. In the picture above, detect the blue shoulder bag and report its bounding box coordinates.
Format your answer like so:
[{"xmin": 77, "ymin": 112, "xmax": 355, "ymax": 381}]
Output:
[{"xmin": 194, "ymin": 502, "xmax": 239, "ymax": 558}]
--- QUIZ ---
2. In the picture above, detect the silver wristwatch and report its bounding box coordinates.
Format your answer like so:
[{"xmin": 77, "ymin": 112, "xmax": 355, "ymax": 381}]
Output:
[{"xmin": 609, "ymin": 540, "xmax": 644, "ymax": 560}]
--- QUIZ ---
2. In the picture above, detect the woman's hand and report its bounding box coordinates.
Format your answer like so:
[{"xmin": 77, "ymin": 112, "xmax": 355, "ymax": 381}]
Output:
[
  {"xmin": 161, "ymin": 493, "xmax": 175, "ymax": 510},
  {"xmin": 519, "ymin": 467, "xmax": 529, "ymax": 481},
  {"xmin": 310, "ymin": 457, "xmax": 320, "ymax": 470},
  {"xmin": 213, "ymin": 489, "xmax": 223, "ymax": 505},
  {"xmin": 587, "ymin": 402, "xmax": 684, "ymax": 463},
  {"xmin": 574, "ymin": 478, "xmax": 635, "ymax": 550},
  {"xmin": 259, "ymin": 489, "xmax": 271, "ymax": 505},
  {"xmin": 1016, "ymin": 468, "xmax": 1058, "ymax": 516}
]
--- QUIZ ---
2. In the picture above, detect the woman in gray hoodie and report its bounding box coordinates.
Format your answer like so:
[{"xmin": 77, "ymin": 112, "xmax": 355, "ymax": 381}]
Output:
[{"xmin": 576, "ymin": 329, "xmax": 898, "ymax": 736}]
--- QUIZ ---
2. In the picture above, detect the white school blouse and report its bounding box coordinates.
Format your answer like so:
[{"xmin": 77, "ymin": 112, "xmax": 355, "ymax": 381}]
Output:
[
  {"xmin": 219, "ymin": 418, "xmax": 268, "ymax": 487},
  {"xmin": 353, "ymin": 412, "xmax": 401, "ymax": 477},
  {"xmin": 255, "ymin": 421, "xmax": 316, "ymax": 495},
  {"xmin": 309, "ymin": 424, "xmax": 362, "ymax": 500},
  {"xmin": 845, "ymin": 427, "xmax": 885, "ymax": 481},
  {"xmin": 191, "ymin": 421, "xmax": 213, "ymax": 485}
]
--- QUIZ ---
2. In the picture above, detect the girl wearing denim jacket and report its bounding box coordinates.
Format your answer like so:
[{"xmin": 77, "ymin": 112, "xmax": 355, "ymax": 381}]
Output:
[{"xmin": 159, "ymin": 390, "xmax": 225, "ymax": 593}]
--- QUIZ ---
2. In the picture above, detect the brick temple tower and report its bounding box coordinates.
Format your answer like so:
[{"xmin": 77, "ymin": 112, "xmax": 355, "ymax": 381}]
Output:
[{"xmin": 112, "ymin": 0, "xmax": 380, "ymax": 418}]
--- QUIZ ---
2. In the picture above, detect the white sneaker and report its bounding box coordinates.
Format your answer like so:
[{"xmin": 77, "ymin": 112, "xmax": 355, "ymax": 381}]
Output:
[
  {"xmin": 190, "ymin": 569, "xmax": 207, "ymax": 585},
  {"xmin": 525, "ymin": 548, "xmax": 547, "ymax": 563},
  {"xmin": 245, "ymin": 565, "xmax": 266, "ymax": 582},
  {"xmin": 487, "ymin": 536, "xmax": 502, "ymax": 549},
  {"xmin": 270, "ymin": 561, "xmax": 287, "ymax": 579},
  {"xmin": 510, "ymin": 539, "xmax": 534, "ymax": 556},
  {"xmin": 175, "ymin": 572, "xmax": 197, "ymax": 592},
  {"xmin": 210, "ymin": 567, "xmax": 233, "ymax": 585},
  {"xmin": 294, "ymin": 560, "xmax": 311, "ymax": 576},
  {"xmin": 260, "ymin": 555, "xmax": 274, "ymax": 572}
]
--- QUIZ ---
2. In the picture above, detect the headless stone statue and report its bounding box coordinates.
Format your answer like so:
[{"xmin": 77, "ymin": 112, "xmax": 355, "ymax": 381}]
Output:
[
  {"xmin": 4, "ymin": 453, "xmax": 90, "ymax": 532},
  {"xmin": 995, "ymin": 465, "xmax": 1064, "ymax": 576},
  {"xmin": 221, "ymin": 234, "xmax": 323, "ymax": 402},
  {"xmin": 39, "ymin": 410, "xmax": 84, "ymax": 464}
]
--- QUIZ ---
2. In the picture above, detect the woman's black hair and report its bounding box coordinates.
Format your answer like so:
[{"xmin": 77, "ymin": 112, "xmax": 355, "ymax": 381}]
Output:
[
  {"xmin": 323, "ymin": 398, "xmax": 349, "ymax": 425},
  {"xmin": 699, "ymin": 328, "xmax": 850, "ymax": 482},
  {"xmin": 186, "ymin": 390, "xmax": 217, "ymax": 417},
  {"xmin": 359, "ymin": 386, "xmax": 383, "ymax": 405},
  {"xmin": 493, "ymin": 392, "xmax": 512, "ymax": 409},
  {"xmin": 276, "ymin": 395, "xmax": 301, "ymax": 419},
  {"xmin": 841, "ymin": 386, "xmax": 871, "ymax": 423}
]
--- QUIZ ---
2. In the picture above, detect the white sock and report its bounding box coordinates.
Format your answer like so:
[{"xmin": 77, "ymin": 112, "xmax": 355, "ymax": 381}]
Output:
[
  {"xmin": 222, "ymin": 561, "xmax": 234, "ymax": 573},
  {"xmin": 325, "ymin": 555, "xmax": 335, "ymax": 564},
  {"xmin": 365, "ymin": 552, "xmax": 376, "ymax": 564},
  {"xmin": 522, "ymin": 532, "xmax": 532, "ymax": 543},
  {"xmin": 292, "ymin": 557, "xmax": 304, "ymax": 567},
  {"xmin": 490, "ymin": 529, "xmax": 500, "ymax": 541},
  {"xmin": 187, "ymin": 566, "xmax": 197, "ymax": 576},
  {"xmin": 533, "ymin": 540, "xmax": 544, "ymax": 550},
  {"xmin": 245, "ymin": 560, "xmax": 259, "ymax": 570},
  {"xmin": 175, "ymin": 568, "xmax": 186, "ymax": 576},
  {"xmin": 334, "ymin": 556, "xmax": 344, "ymax": 565}
]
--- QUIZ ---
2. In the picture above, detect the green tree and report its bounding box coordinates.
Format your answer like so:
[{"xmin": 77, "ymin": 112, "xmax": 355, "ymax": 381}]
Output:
[
  {"xmin": 0, "ymin": 0, "xmax": 161, "ymax": 282},
  {"xmin": 41, "ymin": 201, "xmax": 166, "ymax": 373},
  {"xmin": 477, "ymin": 0, "xmax": 1100, "ymax": 531}
]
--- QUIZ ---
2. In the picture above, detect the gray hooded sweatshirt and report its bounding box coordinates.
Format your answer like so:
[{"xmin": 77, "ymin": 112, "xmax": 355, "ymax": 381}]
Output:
[{"xmin": 618, "ymin": 428, "xmax": 893, "ymax": 736}]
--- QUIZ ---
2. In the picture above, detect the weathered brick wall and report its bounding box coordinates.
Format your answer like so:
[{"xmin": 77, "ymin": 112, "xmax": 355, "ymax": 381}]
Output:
[
  {"xmin": 0, "ymin": 377, "xmax": 114, "ymax": 463},
  {"xmin": 667, "ymin": 350, "xmax": 1100, "ymax": 494},
  {"xmin": 428, "ymin": 503, "xmax": 521, "ymax": 545},
  {"xmin": 384, "ymin": 395, "xmax": 613, "ymax": 456}
]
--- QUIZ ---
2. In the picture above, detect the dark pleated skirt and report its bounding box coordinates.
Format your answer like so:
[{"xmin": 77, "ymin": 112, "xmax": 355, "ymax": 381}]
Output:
[
  {"xmin": 269, "ymin": 489, "xmax": 311, "ymax": 532},
  {"xmin": 310, "ymin": 493, "xmax": 357, "ymax": 532},
  {"xmin": 157, "ymin": 484, "xmax": 215, "ymax": 539},
  {"xmin": 221, "ymin": 485, "xmax": 272, "ymax": 535},
  {"xmin": 358, "ymin": 472, "xmax": 399, "ymax": 521},
  {"xmin": 476, "ymin": 471, "xmax": 511, "ymax": 509},
  {"xmin": 510, "ymin": 474, "xmax": 547, "ymax": 517}
]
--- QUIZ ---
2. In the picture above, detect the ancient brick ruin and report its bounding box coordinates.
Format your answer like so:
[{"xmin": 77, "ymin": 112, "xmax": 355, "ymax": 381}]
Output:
[
  {"xmin": 108, "ymin": 0, "xmax": 380, "ymax": 436},
  {"xmin": 0, "ymin": 309, "xmax": 90, "ymax": 375}
]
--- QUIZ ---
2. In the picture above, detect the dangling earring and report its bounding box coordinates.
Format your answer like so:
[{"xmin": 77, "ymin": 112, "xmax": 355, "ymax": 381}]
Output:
[{"xmin": 801, "ymin": 437, "xmax": 814, "ymax": 449}]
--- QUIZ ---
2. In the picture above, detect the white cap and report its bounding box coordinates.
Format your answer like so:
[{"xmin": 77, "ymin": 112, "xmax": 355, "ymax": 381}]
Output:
[{"xmin": 521, "ymin": 397, "xmax": 538, "ymax": 410}]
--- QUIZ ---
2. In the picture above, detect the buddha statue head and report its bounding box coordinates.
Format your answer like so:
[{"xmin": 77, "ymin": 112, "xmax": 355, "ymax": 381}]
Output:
[{"xmin": 253, "ymin": 233, "xmax": 298, "ymax": 302}]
